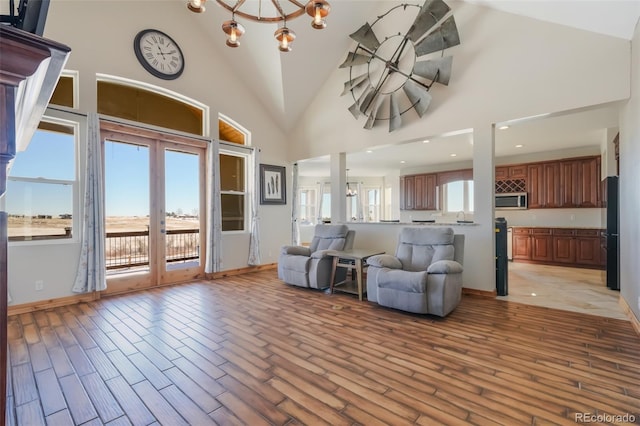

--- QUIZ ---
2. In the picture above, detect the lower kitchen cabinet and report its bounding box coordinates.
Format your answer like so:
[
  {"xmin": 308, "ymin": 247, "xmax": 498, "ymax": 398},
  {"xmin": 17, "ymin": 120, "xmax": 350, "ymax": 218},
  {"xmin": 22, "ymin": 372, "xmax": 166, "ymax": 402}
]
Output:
[
  {"xmin": 531, "ymin": 229, "xmax": 553, "ymax": 262},
  {"xmin": 512, "ymin": 227, "xmax": 604, "ymax": 269}
]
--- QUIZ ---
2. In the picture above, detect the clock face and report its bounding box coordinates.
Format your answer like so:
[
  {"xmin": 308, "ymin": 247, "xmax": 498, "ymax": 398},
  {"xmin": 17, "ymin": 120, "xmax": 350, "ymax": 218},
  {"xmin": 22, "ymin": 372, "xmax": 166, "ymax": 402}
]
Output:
[
  {"xmin": 134, "ymin": 29, "xmax": 185, "ymax": 80},
  {"xmin": 339, "ymin": 0, "xmax": 460, "ymax": 132}
]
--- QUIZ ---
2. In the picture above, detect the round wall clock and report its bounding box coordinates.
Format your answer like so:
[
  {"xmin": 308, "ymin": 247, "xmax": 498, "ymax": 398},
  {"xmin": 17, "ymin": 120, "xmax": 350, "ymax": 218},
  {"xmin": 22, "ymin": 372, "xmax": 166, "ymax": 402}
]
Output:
[
  {"xmin": 339, "ymin": 0, "xmax": 460, "ymax": 132},
  {"xmin": 134, "ymin": 29, "xmax": 185, "ymax": 80}
]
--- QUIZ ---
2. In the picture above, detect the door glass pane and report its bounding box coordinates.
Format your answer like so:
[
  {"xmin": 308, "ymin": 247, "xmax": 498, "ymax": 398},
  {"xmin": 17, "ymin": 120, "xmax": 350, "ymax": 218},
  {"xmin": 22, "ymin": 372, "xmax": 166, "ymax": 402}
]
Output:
[
  {"xmin": 165, "ymin": 149, "xmax": 200, "ymax": 269},
  {"xmin": 104, "ymin": 141, "xmax": 150, "ymax": 273},
  {"xmin": 220, "ymin": 154, "xmax": 245, "ymax": 191},
  {"xmin": 221, "ymin": 194, "xmax": 244, "ymax": 231}
]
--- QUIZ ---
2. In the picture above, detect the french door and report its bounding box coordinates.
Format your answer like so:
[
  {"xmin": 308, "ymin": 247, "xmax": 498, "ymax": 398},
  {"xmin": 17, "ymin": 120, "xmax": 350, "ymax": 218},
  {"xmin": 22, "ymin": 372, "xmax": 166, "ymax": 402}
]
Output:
[{"xmin": 101, "ymin": 123, "xmax": 206, "ymax": 295}]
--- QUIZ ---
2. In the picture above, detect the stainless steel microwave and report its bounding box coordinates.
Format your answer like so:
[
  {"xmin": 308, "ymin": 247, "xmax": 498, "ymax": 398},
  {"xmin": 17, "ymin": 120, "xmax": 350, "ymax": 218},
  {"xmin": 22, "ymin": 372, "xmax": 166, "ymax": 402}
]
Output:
[{"xmin": 495, "ymin": 192, "xmax": 528, "ymax": 210}]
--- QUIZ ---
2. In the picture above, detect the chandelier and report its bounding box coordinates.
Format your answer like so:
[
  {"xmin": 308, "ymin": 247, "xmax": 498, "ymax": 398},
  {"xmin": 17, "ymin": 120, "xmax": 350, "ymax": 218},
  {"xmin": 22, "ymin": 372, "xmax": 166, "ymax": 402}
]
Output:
[{"xmin": 186, "ymin": 0, "xmax": 331, "ymax": 52}]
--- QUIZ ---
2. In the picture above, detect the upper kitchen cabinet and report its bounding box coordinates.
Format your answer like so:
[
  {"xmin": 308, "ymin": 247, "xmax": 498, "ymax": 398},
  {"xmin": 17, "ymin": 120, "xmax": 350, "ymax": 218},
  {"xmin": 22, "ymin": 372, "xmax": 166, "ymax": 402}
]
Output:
[
  {"xmin": 400, "ymin": 173, "xmax": 438, "ymax": 210},
  {"xmin": 495, "ymin": 165, "xmax": 527, "ymax": 181},
  {"xmin": 527, "ymin": 162, "xmax": 561, "ymax": 208},
  {"xmin": 525, "ymin": 156, "xmax": 601, "ymax": 209}
]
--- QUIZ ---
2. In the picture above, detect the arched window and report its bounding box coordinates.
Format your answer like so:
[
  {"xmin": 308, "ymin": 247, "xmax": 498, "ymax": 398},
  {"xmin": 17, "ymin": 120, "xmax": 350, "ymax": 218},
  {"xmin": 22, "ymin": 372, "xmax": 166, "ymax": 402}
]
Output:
[{"xmin": 96, "ymin": 75, "xmax": 208, "ymax": 136}]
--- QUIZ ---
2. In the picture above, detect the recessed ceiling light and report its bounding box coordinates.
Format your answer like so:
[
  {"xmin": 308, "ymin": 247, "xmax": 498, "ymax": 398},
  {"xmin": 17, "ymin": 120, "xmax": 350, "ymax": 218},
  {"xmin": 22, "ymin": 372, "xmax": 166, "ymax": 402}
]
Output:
[
  {"xmin": 366, "ymin": 150, "xmax": 373, "ymax": 153},
  {"xmin": 422, "ymin": 139, "xmax": 430, "ymax": 144},
  {"xmin": 498, "ymin": 125, "xmax": 510, "ymax": 130},
  {"xmin": 515, "ymin": 144, "xmax": 523, "ymax": 148},
  {"xmin": 400, "ymin": 160, "xmax": 406, "ymax": 164},
  {"xmin": 450, "ymin": 153, "xmax": 457, "ymax": 157}
]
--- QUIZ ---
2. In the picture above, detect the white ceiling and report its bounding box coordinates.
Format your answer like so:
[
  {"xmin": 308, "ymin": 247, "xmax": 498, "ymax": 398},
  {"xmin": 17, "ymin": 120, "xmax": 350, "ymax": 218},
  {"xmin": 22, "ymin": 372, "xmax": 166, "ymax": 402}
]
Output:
[{"xmin": 188, "ymin": 0, "xmax": 639, "ymax": 175}]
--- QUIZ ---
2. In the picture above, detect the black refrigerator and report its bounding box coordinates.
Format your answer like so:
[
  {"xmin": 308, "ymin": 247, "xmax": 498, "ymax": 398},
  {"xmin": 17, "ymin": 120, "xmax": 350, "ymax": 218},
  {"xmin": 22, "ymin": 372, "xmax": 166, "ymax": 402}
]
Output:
[{"xmin": 604, "ymin": 176, "xmax": 620, "ymax": 290}]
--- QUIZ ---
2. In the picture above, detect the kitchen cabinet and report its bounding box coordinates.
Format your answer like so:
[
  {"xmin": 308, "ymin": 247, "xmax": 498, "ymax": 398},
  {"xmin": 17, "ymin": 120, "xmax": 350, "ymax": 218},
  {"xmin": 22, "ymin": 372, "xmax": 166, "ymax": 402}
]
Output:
[
  {"xmin": 496, "ymin": 165, "xmax": 527, "ymax": 181},
  {"xmin": 400, "ymin": 175, "xmax": 415, "ymax": 210},
  {"xmin": 575, "ymin": 229, "xmax": 602, "ymax": 265},
  {"xmin": 512, "ymin": 227, "xmax": 604, "ymax": 269},
  {"xmin": 527, "ymin": 162, "xmax": 560, "ymax": 208},
  {"xmin": 400, "ymin": 173, "xmax": 437, "ymax": 210},
  {"xmin": 527, "ymin": 156, "xmax": 600, "ymax": 209},
  {"xmin": 530, "ymin": 228, "xmax": 553, "ymax": 262},
  {"xmin": 552, "ymin": 229, "xmax": 577, "ymax": 264},
  {"xmin": 577, "ymin": 156, "xmax": 601, "ymax": 207},
  {"xmin": 512, "ymin": 228, "xmax": 532, "ymax": 260}
]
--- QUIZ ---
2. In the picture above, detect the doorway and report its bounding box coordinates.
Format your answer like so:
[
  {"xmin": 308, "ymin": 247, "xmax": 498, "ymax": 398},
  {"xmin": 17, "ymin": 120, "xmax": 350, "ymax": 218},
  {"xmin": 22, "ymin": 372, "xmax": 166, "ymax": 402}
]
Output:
[{"xmin": 101, "ymin": 123, "xmax": 206, "ymax": 294}]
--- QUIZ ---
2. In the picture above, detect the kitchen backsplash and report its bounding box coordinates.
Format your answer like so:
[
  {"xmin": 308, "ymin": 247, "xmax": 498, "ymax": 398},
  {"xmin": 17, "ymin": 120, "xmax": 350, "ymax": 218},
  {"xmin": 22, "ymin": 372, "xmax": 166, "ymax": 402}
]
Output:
[{"xmin": 495, "ymin": 208, "xmax": 605, "ymax": 228}]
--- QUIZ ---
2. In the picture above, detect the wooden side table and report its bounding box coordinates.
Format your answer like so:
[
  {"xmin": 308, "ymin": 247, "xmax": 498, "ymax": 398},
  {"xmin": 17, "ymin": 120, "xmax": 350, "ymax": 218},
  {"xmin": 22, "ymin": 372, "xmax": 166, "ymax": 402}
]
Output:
[{"xmin": 327, "ymin": 249, "xmax": 384, "ymax": 301}]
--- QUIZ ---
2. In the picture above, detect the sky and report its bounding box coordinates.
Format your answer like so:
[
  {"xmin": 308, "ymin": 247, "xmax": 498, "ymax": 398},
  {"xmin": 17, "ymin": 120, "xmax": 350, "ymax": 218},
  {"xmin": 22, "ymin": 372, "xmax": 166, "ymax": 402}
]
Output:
[
  {"xmin": 104, "ymin": 140, "xmax": 200, "ymax": 217},
  {"xmin": 6, "ymin": 129, "xmax": 200, "ymax": 217}
]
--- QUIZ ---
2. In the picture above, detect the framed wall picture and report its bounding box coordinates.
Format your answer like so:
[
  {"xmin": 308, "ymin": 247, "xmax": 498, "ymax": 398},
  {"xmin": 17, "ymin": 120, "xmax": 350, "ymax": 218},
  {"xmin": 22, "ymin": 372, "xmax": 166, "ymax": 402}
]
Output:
[{"xmin": 260, "ymin": 164, "xmax": 286, "ymax": 205}]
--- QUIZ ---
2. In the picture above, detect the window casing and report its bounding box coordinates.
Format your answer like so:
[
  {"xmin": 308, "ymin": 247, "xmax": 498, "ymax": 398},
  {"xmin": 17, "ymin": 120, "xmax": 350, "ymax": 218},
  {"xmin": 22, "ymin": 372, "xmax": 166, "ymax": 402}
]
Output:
[{"xmin": 6, "ymin": 117, "xmax": 78, "ymax": 242}]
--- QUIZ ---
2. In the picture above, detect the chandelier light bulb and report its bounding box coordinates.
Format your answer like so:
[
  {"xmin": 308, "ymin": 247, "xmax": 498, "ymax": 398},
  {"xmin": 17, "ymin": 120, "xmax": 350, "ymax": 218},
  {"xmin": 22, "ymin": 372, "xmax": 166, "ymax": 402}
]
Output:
[
  {"xmin": 306, "ymin": 0, "xmax": 330, "ymax": 29},
  {"xmin": 222, "ymin": 19, "xmax": 244, "ymax": 48},
  {"xmin": 275, "ymin": 27, "xmax": 296, "ymax": 52},
  {"xmin": 187, "ymin": 0, "xmax": 206, "ymax": 13}
]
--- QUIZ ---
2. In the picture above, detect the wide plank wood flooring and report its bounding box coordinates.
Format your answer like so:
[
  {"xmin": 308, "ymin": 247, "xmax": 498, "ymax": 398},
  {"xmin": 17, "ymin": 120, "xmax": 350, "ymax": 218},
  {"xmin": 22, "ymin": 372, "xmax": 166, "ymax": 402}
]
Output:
[{"xmin": 6, "ymin": 270, "xmax": 640, "ymax": 425}]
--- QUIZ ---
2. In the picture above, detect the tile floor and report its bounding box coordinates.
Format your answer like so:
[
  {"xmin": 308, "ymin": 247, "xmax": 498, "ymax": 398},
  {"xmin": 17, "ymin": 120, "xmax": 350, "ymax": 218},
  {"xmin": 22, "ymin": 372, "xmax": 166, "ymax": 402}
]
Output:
[{"xmin": 497, "ymin": 262, "xmax": 627, "ymax": 320}]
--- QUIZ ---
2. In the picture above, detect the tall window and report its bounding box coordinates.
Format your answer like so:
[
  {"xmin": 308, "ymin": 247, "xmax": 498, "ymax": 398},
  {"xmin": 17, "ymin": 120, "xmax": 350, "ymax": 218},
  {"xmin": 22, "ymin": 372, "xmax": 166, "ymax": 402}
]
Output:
[
  {"xmin": 320, "ymin": 185, "xmax": 331, "ymax": 223},
  {"xmin": 6, "ymin": 119, "xmax": 77, "ymax": 241},
  {"xmin": 220, "ymin": 151, "xmax": 247, "ymax": 231},
  {"xmin": 443, "ymin": 180, "xmax": 474, "ymax": 214},
  {"xmin": 218, "ymin": 116, "xmax": 251, "ymax": 232},
  {"xmin": 298, "ymin": 187, "xmax": 317, "ymax": 225},
  {"xmin": 365, "ymin": 187, "xmax": 381, "ymax": 222}
]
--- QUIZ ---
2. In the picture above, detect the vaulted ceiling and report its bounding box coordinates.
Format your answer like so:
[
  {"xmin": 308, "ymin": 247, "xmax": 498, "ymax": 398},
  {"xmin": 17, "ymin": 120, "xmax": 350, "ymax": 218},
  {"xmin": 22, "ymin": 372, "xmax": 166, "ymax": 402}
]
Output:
[{"xmin": 186, "ymin": 0, "xmax": 640, "ymax": 134}]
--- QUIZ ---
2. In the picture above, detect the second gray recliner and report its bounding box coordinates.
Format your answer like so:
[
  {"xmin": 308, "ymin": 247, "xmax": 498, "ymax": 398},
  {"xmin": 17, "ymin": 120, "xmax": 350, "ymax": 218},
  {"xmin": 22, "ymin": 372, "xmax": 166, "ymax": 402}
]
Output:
[{"xmin": 366, "ymin": 227, "xmax": 464, "ymax": 317}]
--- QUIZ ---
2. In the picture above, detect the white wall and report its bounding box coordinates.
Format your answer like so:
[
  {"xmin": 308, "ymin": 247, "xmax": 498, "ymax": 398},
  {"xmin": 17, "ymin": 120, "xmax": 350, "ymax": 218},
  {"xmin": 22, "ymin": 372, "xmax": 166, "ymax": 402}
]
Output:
[
  {"xmin": 347, "ymin": 223, "xmax": 485, "ymax": 291},
  {"xmin": 620, "ymin": 19, "xmax": 640, "ymax": 322},
  {"xmin": 7, "ymin": 1, "xmax": 292, "ymax": 305}
]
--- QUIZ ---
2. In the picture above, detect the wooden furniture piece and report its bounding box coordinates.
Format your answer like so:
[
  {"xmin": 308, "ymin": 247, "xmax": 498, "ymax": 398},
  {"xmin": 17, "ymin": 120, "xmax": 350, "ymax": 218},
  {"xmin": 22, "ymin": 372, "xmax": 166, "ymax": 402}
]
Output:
[
  {"xmin": 511, "ymin": 227, "xmax": 605, "ymax": 269},
  {"xmin": 0, "ymin": 26, "xmax": 70, "ymax": 423},
  {"xmin": 328, "ymin": 248, "xmax": 384, "ymax": 301}
]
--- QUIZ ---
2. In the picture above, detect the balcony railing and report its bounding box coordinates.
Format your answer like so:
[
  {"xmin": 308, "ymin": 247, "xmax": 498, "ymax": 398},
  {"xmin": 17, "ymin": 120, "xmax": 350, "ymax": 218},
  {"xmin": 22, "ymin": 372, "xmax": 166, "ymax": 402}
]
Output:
[{"xmin": 105, "ymin": 228, "xmax": 199, "ymax": 270}]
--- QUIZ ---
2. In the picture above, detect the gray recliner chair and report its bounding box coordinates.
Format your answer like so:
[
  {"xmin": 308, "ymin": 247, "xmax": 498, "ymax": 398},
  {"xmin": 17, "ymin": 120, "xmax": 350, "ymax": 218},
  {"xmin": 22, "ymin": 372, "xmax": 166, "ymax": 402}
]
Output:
[
  {"xmin": 278, "ymin": 224, "xmax": 355, "ymax": 290},
  {"xmin": 366, "ymin": 227, "xmax": 464, "ymax": 317}
]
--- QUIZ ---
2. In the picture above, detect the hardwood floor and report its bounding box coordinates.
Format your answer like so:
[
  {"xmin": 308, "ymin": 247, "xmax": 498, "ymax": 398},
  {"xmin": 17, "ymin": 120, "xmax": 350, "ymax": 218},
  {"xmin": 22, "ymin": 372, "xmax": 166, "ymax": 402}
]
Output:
[{"xmin": 6, "ymin": 270, "xmax": 640, "ymax": 425}]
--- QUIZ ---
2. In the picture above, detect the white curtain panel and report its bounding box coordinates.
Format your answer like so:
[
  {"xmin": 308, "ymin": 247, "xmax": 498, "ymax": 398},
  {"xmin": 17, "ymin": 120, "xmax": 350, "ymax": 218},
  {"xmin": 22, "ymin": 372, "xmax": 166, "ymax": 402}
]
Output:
[
  {"xmin": 291, "ymin": 163, "xmax": 299, "ymax": 245},
  {"xmin": 205, "ymin": 140, "xmax": 222, "ymax": 273},
  {"xmin": 248, "ymin": 149, "xmax": 261, "ymax": 265},
  {"xmin": 72, "ymin": 113, "xmax": 106, "ymax": 293},
  {"xmin": 317, "ymin": 182, "xmax": 325, "ymax": 224}
]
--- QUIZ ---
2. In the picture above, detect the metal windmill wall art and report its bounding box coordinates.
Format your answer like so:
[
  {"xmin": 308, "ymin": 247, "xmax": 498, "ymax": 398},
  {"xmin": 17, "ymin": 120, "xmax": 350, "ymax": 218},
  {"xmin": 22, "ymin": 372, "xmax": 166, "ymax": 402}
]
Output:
[{"xmin": 339, "ymin": 0, "xmax": 460, "ymax": 132}]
